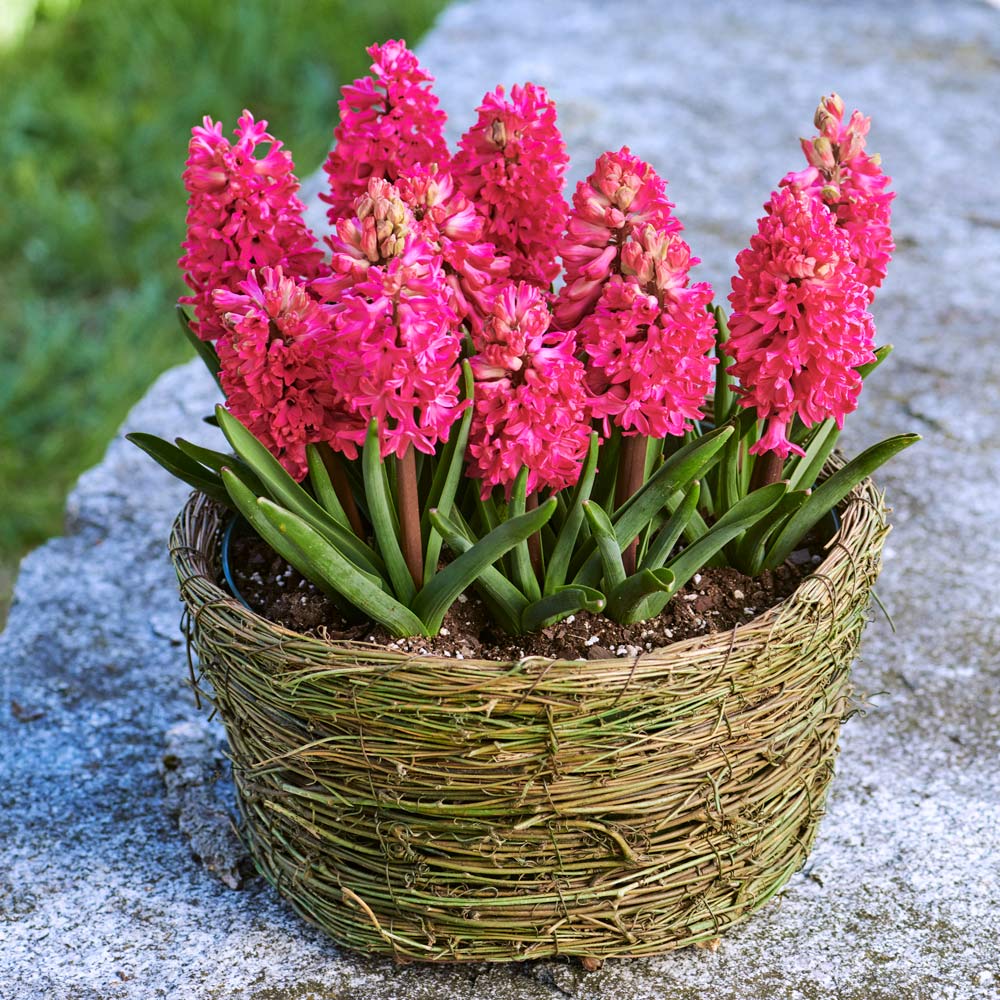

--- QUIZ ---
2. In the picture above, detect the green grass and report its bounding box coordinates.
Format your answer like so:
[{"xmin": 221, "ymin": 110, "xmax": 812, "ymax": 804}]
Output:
[{"xmin": 0, "ymin": 0, "xmax": 446, "ymax": 623}]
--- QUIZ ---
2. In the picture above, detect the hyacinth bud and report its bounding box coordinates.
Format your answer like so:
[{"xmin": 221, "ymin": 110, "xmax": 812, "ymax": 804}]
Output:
[
  {"xmin": 811, "ymin": 136, "xmax": 836, "ymax": 171},
  {"xmin": 813, "ymin": 92, "xmax": 845, "ymax": 134},
  {"xmin": 820, "ymin": 183, "xmax": 841, "ymax": 202},
  {"xmin": 614, "ymin": 182, "xmax": 638, "ymax": 212},
  {"xmin": 841, "ymin": 130, "xmax": 864, "ymax": 163},
  {"xmin": 355, "ymin": 178, "xmax": 412, "ymax": 262},
  {"xmin": 620, "ymin": 240, "xmax": 653, "ymax": 285},
  {"xmin": 619, "ymin": 226, "xmax": 696, "ymax": 303}
]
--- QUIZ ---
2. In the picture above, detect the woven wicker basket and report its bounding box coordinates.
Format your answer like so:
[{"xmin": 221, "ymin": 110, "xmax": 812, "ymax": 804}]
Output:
[{"xmin": 169, "ymin": 471, "xmax": 887, "ymax": 963}]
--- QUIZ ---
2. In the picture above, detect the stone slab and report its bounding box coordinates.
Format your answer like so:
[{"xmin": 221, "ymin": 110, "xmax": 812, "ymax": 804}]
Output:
[{"xmin": 2, "ymin": 1, "xmax": 999, "ymax": 997}]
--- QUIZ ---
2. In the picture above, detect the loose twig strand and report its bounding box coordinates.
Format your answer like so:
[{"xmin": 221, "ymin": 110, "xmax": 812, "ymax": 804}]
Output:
[{"xmin": 169, "ymin": 456, "xmax": 888, "ymax": 963}]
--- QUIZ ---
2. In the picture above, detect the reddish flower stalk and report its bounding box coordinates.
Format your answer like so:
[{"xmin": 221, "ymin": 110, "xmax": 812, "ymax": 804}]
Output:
[{"xmin": 396, "ymin": 444, "xmax": 423, "ymax": 588}]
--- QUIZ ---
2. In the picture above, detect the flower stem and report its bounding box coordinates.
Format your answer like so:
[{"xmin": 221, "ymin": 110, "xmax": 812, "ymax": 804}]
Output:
[
  {"xmin": 318, "ymin": 442, "xmax": 365, "ymax": 538},
  {"xmin": 750, "ymin": 449, "xmax": 784, "ymax": 492},
  {"xmin": 615, "ymin": 434, "xmax": 647, "ymax": 575},
  {"xmin": 397, "ymin": 445, "xmax": 423, "ymax": 589},
  {"xmin": 525, "ymin": 491, "xmax": 543, "ymax": 580}
]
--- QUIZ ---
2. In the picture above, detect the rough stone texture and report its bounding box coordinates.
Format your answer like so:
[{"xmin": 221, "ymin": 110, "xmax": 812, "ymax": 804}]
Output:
[
  {"xmin": 3, "ymin": 1, "xmax": 1000, "ymax": 997},
  {"xmin": 158, "ymin": 720, "xmax": 249, "ymax": 892}
]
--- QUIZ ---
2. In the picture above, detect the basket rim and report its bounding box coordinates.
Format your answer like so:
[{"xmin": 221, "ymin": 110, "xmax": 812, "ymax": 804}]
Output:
[{"xmin": 169, "ymin": 462, "xmax": 887, "ymax": 671}]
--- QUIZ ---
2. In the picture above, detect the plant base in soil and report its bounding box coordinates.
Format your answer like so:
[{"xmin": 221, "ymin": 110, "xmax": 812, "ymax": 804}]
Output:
[{"xmin": 227, "ymin": 531, "xmax": 818, "ymax": 660}]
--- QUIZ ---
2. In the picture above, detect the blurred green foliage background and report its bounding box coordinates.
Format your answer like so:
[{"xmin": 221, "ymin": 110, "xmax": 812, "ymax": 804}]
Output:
[{"xmin": 0, "ymin": 0, "xmax": 446, "ymax": 621}]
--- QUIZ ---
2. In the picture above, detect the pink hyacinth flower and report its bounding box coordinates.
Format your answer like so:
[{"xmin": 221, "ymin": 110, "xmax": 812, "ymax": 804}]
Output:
[
  {"xmin": 326, "ymin": 238, "xmax": 466, "ymax": 461},
  {"xmin": 555, "ymin": 147, "xmax": 682, "ymax": 330},
  {"xmin": 396, "ymin": 163, "xmax": 510, "ymax": 330},
  {"xmin": 180, "ymin": 112, "xmax": 324, "ymax": 342},
  {"xmin": 468, "ymin": 282, "xmax": 592, "ymax": 499},
  {"xmin": 315, "ymin": 177, "xmax": 417, "ymax": 301},
  {"xmin": 213, "ymin": 267, "xmax": 354, "ymax": 480},
  {"xmin": 580, "ymin": 225, "xmax": 717, "ymax": 440},
  {"xmin": 782, "ymin": 93, "xmax": 894, "ymax": 299},
  {"xmin": 452, "ymin": 83, "xmax": 569, "ymax": 288},
  {"xmin": 322, "ymin": 40, "xmax": 449, "ymax": 224},
  {"xmin": 725, "ymin": 185, "xmax": 877, "ymax": 459}
]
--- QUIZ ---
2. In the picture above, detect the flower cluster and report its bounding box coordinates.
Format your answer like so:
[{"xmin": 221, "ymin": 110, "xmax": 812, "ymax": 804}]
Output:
[
  {"xmin": 724, "ymin": 94, "xmax": 891, "ymax": 458},
  {"xmin": 726, "ymin": 186, "xmax": 876, "ymax": 458},
  {"xmin": 213, "ymin": 267, "xmax": 344, "ymax": 479},
  {"xmin": 452, "ymin": 83, "xmax": 569, "ymax": 287},
  {"xmin": 581, "ymin": 224, "xmax": 717, "ymax": 440},
  {"xmin": 180, "ymin": 112, "xmax": 324, "ymax": 343},
  {"xmin": 556, "ymin": 147, "xmax": 681, "ymax": 330},
  {"xmin": 179, "ymin": 45, "xmax": 893, "ymax": 491},
  {"xmin": 322, "ymin": 40, "xmax": 449, "ymax": 222},
  {"xmin": 782, "ymin": 93, "xmax": 894, "ymax": 298},
  {"xmin": 468, "ymin": 283, "xmax": 591, "ymax": 498},
  {"xmin": 395, "ymin": 164, "xmax": 510, "ymax": 331},
  {"xmin": 325, "ymin": 231, "xmax": 467, "ymax": 461},
  {"xmin": 561, "ymin": 150, "xmax": 715, "ymax": 442}
]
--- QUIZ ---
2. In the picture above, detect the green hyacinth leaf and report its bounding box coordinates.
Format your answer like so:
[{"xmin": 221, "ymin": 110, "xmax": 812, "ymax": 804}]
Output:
[
  {"xmin": 613, "ymin": 423, "xmax": 732, "ymax": 534},
  {"xmin": 666, "ymin": 482, "xmax": 787, "ymax": 588},
  {"xmin": 508, "ymin": 467, "xmax": 542, "ymax": 601},
  {"xmin": 126, "ymin": 432, "xmax": 231, "ymax": 507},
  {"xmin": 786, "ymin": 419, "xmax": 840, "ymax": 492},
  {"xmin": 858, "ymin": 344, "xmax": 893, "ymax": 380},
  {"xmin": 215, "ymin": 405, "xmax": 384, "ymax": 578},
  {"xmin": 582, "ymin": 500, "xmax": 627, "ymax": 592},
  {"xmin": 544, "ymin": 432, "xmax": 600, "ymax": 595},
  {"xmin": 606, "ymin": 568, "xmax": 676, "ymax": 625},
  {"xmin": 362, "ymin": 419, "xmax": 416, "ymax": 605},
  {"xmin": 221, "ymin": 468, "xmax": 348, "ymax": 603},
  {"xmin": 631, "ymin": 482, "xmax": 787, "ymax": 621},
  {"xmin": 177, "ymin": 306, "xmax": 222, "ymax": 389},
  {"xmin": 422, "ymin": 360, "xmax": 474, "ymax": 583},
  {"xmin": 305, "ymin": 444, "xmax": 351, "ymax": 531},
  {"xmin": 734, "ymin": 488, "xmax": 810, "ymax": 576},
  {"xmin": 414, "ymin": 498, "xmax": 556, "ymax": 635},
  {"xmin": 573, "ymin": 426, "xmax": 733, "ymax": 588},
  {"xmin": 761, "ymin": 433, "xmax": 920, "ymax": 571},
  {"xmin": 521, "ymin": 586, "xmax": 606, "ymax": 633},
  {"xmin": 429, "ymin": 507, "xmax": 527, "ymax": 634},
  {"xmin": 257, "ymin": 498, "xmax": 423, "ymax": 638},
  {"xmin": 641, "ymin": 481, "xmax": 701, "ymax": 571},
  {"xmin": 175, "ymin": 438, "xmax": 266, "ymax": 497},
  {"xmin": 712, "ymin": 305, "xmax": 737, "ymax": 427}
]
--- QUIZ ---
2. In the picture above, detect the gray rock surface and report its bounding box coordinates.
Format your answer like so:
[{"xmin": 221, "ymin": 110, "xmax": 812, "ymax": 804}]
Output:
[{"xmin": 3, "ymin": 1, "xmax": 999, "ymax": 997}]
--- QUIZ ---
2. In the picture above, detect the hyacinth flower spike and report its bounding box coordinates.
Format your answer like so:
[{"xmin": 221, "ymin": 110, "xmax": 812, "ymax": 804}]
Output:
[
  {"xmin": 321, "ymin": 179, "xmax": 468, "ymax": 588},
  {"xmin": 712, "ymin": 96, "xmax": 916, "ymax": 573},
  {"xmin": 452, "ymin": 83, "xmax": 569, "ymax": 288},
  {"xmin": 568, "ymin": 151, "xmax": 717, "ymax": 571},
  {"xmin": 322, "ymin": 40, "xmax": 449, "ymax": 222},
  {"xmin": 179, "ymin": 112, "xmax": 324, "ymax": 348}
]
